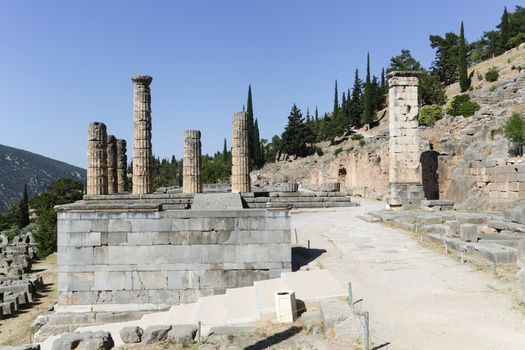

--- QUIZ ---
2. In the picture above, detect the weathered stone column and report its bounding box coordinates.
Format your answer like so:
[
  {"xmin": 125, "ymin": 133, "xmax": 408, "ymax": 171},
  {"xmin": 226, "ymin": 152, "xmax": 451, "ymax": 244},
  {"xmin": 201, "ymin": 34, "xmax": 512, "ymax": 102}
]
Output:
[
  {"xmin": 132, "ymin": 75, "xmax": 153, "ymax": 195},
  {"xmin": 106, "ymin": 135, "xmax": 118, "ymax": 194},
  {"xmin": 87, "ymin": 122, "xmax": 108, "ymax": 196},
  {"xmin": 387, "ymin": 71, "xmax": 424, "ymax": 209},
  {"xmin": 231, "ymin": 112, "xmax": 251, "ymax": 193},
  {"xmin": 116, "ymin": 139, "xmax": 128, "ymax": 193},
  {"xmin": 183, "ymin": 130, "xmax": 203, "ymax": 193}
]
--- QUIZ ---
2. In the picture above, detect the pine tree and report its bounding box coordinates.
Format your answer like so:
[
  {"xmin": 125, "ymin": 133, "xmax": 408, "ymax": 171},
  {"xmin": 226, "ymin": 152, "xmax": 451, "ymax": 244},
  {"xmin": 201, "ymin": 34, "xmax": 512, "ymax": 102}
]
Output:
[
  {"xmin": 349, "ymin": 69, "xmax": 363, "ymax": 128},
  {"xmin": 280, "ymin": 104, "xmax": 309, "ymax": 157},
  {"xmin": 253, "ymin": 119, "xmax": 262, "ymax": 168},
  {"xmin": 362, "ymin": 53, "xmax": 374, "ymax": 126},
  {"xmin": 333, "ymin": 80, "xmax": 339, "ymax": 118},
  {"xmin": 458, "ymin": 21, "xmax": 470, "ymax": 92},
  {"xmin": 246, "ymin": 85, "xmax": 255, "ymax": 164},
  {"xmin": 499, "ymin": 6, "xmax": 510, "ymax": 53},
  {"xmin": 18, "ymin": 184, "xmax": 30, "ymax": 228}
]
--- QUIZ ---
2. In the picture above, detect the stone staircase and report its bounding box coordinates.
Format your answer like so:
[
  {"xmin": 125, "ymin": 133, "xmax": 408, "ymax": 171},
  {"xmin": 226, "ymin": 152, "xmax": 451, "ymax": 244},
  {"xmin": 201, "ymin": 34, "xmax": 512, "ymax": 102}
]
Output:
[{"xmin": 39, "ymin": 269, "xmax": 347, "ymax": 349}]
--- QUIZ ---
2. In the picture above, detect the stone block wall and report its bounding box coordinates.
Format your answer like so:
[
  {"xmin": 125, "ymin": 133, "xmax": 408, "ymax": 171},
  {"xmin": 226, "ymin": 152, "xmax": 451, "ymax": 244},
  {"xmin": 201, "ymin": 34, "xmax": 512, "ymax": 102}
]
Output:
[
  {"xmin": 469, "ymin": 158, "xmax": 525, "ymax": 202},
  {"xmin": 56, "ymin": 204, "xmax": 291, "ymax": 310}
]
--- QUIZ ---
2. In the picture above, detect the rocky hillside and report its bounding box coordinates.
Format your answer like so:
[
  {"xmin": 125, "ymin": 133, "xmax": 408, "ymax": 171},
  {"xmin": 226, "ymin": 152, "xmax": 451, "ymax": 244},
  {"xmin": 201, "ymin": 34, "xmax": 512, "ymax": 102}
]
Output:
[
  {"xmin": 253, "ymin": 44, "xmax": 525, "ymax": 209},
  {"xmin": 0, "ymin": 144, "xmax": 86, "ymax": 211}
]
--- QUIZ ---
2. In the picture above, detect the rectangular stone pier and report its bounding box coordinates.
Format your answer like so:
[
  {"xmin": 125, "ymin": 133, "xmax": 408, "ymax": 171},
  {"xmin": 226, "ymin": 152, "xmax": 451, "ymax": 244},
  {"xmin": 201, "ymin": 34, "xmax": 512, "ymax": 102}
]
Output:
[{"xmin": 56, "ymin": 198, "xmax": 291, "ymax": 311}]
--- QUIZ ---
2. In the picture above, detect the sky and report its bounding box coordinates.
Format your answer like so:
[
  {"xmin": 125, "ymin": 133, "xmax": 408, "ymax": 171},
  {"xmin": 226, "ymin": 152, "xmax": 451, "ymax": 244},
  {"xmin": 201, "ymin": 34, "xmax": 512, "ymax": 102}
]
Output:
[{"xmin": 0, "ymin": 0, "xmax": 522, "ymax": 168}]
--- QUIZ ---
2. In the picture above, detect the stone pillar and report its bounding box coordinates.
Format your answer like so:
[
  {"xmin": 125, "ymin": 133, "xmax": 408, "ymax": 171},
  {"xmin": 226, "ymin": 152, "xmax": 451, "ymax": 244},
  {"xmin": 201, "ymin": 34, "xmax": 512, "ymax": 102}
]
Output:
[
  {"xmin": 87, "ymin": 122, "xmax": 108, "ymax": 196},
  {"xmin": 387, "ymin": 71, "xmax": 424, "ymax": 209},
  {"xmin": 132, "ymin": 75, "xmax": 153, "ymax": 195},
  {"xmin": 116, "ymin": 139, "xmax": 128, "ymax": 193},
  {"xmin": 231, "ymin": 112, "xmax": 251, "ymax": 193},
  {"xmin": 183, "ymin": 130, "xmax": 203, "ymax": 193},
  {"xmin": 106, "ymin": 135, "xmax": 118, "ymax": 194}
]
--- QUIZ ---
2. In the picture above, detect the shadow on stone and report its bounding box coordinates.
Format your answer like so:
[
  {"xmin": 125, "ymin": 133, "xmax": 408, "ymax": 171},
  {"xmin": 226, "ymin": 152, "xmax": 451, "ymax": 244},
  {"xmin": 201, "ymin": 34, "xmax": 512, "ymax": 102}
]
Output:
[
  {"xmin": 292, "ymin": 247, "xmax": 326, "ymax": 271},
  {"xmin": 244, "ymin": 325, "xmax": 302, "ymax": 350},
  {"xmin": 420, "ymin": 145, "xmax": 440, "ymax": 200}
]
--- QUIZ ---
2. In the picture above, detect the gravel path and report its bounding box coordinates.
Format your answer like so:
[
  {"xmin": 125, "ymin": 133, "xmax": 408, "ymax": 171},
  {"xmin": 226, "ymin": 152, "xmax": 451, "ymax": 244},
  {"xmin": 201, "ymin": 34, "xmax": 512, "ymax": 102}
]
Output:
[{"xmin": 292, "ymin": 200, "xmax": 525, "ymax": 350}]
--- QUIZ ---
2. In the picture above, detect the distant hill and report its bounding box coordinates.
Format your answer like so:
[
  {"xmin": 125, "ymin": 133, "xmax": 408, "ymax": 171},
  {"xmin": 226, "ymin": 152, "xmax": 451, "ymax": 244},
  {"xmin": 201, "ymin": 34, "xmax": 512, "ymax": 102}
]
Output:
[{"xmin": 0, "ymin": 144, "xmax": 86, "ymax": 211}]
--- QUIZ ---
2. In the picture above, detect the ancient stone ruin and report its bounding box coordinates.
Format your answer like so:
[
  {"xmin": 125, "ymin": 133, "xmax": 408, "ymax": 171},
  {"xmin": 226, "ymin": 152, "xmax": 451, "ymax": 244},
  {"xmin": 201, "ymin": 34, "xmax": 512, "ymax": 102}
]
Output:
[
  {"xmin": 107, "ymin": 135, "xmax": 118, "ymax": 194},
  {"xmin": 87, "ymin": 122, "xmax": 108, "ymax": 196},
  {"xmin": 182, "ymin": 130, "xmax": 202, "ymax": 194},
  {"xmin": 387, "ymin": 71, "xmax": 424, "ymax": 209},
  {"xmin": 116, "ymin": 139, "xmax": 128, "ymax": 192},
  {"xmin": 231, "ymin": 112, "xmax": 251, "ymax": 193},
  {"xmin": 132, "ymin": 75, "xmax": 153, "ymax": 195}
]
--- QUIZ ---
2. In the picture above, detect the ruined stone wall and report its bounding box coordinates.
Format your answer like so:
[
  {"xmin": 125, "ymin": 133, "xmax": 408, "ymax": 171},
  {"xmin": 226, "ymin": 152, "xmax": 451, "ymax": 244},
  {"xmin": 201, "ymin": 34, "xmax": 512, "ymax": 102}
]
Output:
[{"xmin": 56, "ymin": 204, "xmax": 291, "ymax": 309}]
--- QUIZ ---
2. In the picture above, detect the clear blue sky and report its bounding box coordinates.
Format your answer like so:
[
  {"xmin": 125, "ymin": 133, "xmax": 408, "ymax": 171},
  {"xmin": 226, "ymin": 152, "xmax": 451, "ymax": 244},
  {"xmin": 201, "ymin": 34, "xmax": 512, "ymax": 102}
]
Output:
[{"xmin": 0, "ymin": 1, "xmax": 521, "ymax": 168}]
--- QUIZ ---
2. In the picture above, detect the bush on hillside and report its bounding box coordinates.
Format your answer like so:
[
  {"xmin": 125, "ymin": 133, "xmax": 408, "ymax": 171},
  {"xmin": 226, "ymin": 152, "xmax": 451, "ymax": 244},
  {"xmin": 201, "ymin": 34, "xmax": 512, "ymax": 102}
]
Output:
[
  {"xmin": 351, "ymin": 133, "xmax": 364, "ymax": 141},
  {"xmin": 419, "ymin": 104, "xmax": 444, "ymax": 127},
  {"xmin": 485, "ymin": 67, "xmax": 499, "ymax": 82},
  {"xmin": 445, "ymin": 94, "xmax": 480, "ymax": 117},
  {"xmin": 503, "ymin": 112, "xmax": 525, "ymax": 145}
]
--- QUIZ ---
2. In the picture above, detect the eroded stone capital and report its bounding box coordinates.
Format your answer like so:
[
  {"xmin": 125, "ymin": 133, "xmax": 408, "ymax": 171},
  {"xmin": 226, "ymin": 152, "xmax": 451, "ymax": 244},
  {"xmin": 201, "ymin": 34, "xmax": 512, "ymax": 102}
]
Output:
[{"xmin": 131, "ymin": 75, "xmax": 153, "ymax": 86}]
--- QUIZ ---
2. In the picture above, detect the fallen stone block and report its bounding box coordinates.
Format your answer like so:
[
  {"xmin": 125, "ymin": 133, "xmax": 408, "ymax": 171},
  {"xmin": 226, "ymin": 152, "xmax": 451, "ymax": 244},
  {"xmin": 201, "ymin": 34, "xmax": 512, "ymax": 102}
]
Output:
[
  {"xmin": 51, "ymin": 331, "xmax": 114, "ymax": 350},
  {"xmin": 417, "ymin": 215, "xmax": 442, "ymax": 225},
  {"xmin": 471, "ymin": 243, "xmax": 517, "ymax": 263},
  {"xmin": 320, "ymin": 298, "xmax": 351, "ymax": 328},
  {"xmin": 300, "ymin": 310, "xmax": 322, "ymax": 334},
  {"xmin": 167, "ymin": 324, "xmax": 198, "ymax": 343},
  {"xmin": 141, "ymin": 325, "xmax": 172, "ymax": 344},
  {"xmin": 1, "ymin": 301, "xmax": 16, "ymax": 317},
  {"xmin": 460, "ymin": 224, "xmax": 479, "ymax": 242},
  {"xmin": 119, "ymin": 326, "xmax": 143, "ymax": 344},
  {"xmin": 333, "ymin": 312, "xmax": 363, "ymax": 344},
  {"xmin": 0, "ymin": 344, "xmax": 41, "ymax": 350}
]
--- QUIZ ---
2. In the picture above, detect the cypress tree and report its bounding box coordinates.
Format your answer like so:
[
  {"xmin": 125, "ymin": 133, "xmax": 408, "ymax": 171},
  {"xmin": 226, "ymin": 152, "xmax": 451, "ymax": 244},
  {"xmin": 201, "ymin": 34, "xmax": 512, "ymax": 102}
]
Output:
[
  {"xmin": 223, "ymin": 138, "xmax": 228, "ymax": 161},
  {"xmin": 18, "ymin": 184, "xmax": 30, "ymax": 228},
  {"xmin": 306, "ymin": 108, "xmax": 311, "ymax": 124},
  {"xmin": 499, "ymin": 6, "xmax": 510, "ymax": 53},
  {"xmin": 458, "ymin": 21, "xmax": 470, "ymax": 92},
  {"xmin": 333, "ymin": 80, "xmax": 339, "ymax": 118},
  {"xmin": 349, "ymin": 69, "xmax": 363, "ymax": 128},
  {"xmin": 315, "ymin": 106, "xmax": 319, "ymax": 121},
  {"xmin": 253, "ymin": 119, "xmax": 262, "ymax": 168},
  {"xmin": 260, "ymin": 143, "xmax": 266, "ymax": 167},
  {"xmin": 362, "ymin": 53, "xmax": 374, "ymax": 126},
  {"xmin": 246, "ymin": 85, "xmax": 255, "ymax": 163}
]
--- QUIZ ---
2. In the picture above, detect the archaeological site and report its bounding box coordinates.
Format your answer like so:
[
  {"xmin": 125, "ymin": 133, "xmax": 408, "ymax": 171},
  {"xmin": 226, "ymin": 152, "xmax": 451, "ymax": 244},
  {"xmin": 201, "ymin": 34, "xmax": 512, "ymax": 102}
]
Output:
[{"xmin": 2, "ymin": 3, "xmax": 525, "ymax": 350}]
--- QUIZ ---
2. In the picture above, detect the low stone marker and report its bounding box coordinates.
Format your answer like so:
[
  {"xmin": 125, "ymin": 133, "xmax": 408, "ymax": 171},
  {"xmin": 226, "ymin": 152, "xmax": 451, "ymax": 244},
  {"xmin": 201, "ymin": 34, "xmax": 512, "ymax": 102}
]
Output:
[{"xmin": 191, "ymin": 193, "xmax": 244, "ymax": 210}]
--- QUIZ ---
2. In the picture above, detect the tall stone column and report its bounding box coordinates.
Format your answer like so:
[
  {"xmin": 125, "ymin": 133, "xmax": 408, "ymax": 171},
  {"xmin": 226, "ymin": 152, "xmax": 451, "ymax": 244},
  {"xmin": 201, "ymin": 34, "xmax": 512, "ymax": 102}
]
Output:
[
  {"xmin": 106, "ymin": 135, "xmax": 118, "ymax": 194},
  {"xmin": 116, "ymin": 139, "xmax": 128, "ymax": 193},
  {"xmin": 132, "ymin": 75, "xmax": 153, "ymax": 195},
  {"xmin": 87, "ymin": 122, "xmax": 108, "ymax": 196},
  {"xmin": 231, "ymin": 112, "xmax": 251, "ymax": 193},
  {"xmin": 387, "ymin": 71, "xmax": 424, "ymax": 209},
  {"xmin": 183, "ymin": 130, "xmax": 203, "ymax": 194}
]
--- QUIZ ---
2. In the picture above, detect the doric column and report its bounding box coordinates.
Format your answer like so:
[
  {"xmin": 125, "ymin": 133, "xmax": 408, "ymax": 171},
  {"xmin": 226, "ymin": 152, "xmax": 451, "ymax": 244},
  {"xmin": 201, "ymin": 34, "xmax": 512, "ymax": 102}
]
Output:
[
  {"xmin": 116, "ymin": 139, "xmax": 128, "ymax": 193},
  {"xmin": 183, "ymin": 130, "xmax": 203, "ymax": 194},
  {"xmin": 87, "ymin": 122, "xmax": 108, "ymax": 196},
  {"xmin": 231, "ymin": 112, "xmax": 251, "ymax": 193},
  {"xmin": 132, "ymin": 75, "xmax": 153, "ymax": 195},
  {"xmin": 106, "ymin": 135, "xmax": 118, "ymax": 194},
  {"xmin": 387, "ymin": 71, "xmax": 424, "ymax": 209}
]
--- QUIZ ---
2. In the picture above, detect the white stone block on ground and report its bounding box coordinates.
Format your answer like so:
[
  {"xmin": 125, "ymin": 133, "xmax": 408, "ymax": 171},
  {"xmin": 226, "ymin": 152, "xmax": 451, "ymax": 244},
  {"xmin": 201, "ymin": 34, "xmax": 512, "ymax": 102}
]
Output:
[
  {"xmin": 225, "ymin": 286, "xmax": 257, "ymax": 324},
  {"xmin": 254, "ymin": 277, "xmax": 286, "ymax": 316},
  {"xmin": 137, "ymin": 311, "xmax": 170, "ymax": 328},
  {"xmin": 166, "ymin": 302, "xmax": 198, "ymax": 325},
  {"xmin": 193, "ymin": 294, "xmax": 226, "ymax": 327},
  {"xmin": 281, "ymin": 270, "xmax": 346, "ymax": 301}
]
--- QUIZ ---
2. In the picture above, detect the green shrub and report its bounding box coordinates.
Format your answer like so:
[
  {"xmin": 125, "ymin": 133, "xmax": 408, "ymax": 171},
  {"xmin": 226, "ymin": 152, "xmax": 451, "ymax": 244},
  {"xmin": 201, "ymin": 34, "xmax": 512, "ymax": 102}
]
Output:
[
  {"xmin": 488, "ymin": 85, "xmax": 496, "ymax": 93},
  {"xmin": 445, "ymin": 94, "xmax": 480, "ymax": 117},
  {"xmin": 33, "ymin": 208, "xmax": 57, "ymax": 258},
  {"xmin": 351, "ymin": 133, "xmax": 364, "ymax": 141},
  {"xmin": 503, "ymin": 112, "xmax": 525, "ymax": 145},
  {"xmin": 312, "ymin": 146, "xmax": 323, "ymax": 156},
  {"xmin": 358, "ymin": 139, "xmax": 366, "ymax": 147},
  {"xmin": 419, "ymin": 104, "xmax": 444, "ymax": 127},
  {"xmin": 333, "ymin": 147, "xmax": 343, "ymax": 156},
  {"xmin": 485, "ymin": 67, "xmax": 499, "ymax": 82}
]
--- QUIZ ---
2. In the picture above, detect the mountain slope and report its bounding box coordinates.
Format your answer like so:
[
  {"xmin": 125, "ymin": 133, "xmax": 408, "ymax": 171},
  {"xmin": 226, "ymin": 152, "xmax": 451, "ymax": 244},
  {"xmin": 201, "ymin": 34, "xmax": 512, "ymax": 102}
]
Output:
[{"xmin": 0, "ymin": 144, "xmax": 86, "ymax": 211}]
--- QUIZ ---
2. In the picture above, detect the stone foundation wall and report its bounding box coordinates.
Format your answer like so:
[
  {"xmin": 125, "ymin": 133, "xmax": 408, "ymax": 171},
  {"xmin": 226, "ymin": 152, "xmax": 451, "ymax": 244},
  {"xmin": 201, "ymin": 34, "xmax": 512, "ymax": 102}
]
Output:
[{"xmin": 56, "ymin": 202, "xmax": 290, "ymax": 310}]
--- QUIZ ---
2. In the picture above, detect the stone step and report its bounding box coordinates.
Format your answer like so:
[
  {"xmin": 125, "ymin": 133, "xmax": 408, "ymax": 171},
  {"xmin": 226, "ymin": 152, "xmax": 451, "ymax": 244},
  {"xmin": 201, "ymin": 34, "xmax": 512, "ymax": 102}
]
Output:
[
  {"xmin": 224, "ymin": 286, "xmax": 257, "ymax": 325},
  {"xmin": 254, "ymin": 277, "xmax": 286, "ymax": 317},
  {"xmin": 192, "ymin": 294, "xmax": 226, "ymax": 327},
  {"xmin": 281, "ymin": 270, "xmax": 347, "ymax": 301}
]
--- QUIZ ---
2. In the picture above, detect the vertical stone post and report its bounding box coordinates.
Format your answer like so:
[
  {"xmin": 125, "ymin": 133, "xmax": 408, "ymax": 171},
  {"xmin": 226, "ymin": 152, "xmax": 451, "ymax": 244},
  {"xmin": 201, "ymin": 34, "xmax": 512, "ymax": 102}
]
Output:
[
  {"xmin": 132, "ymin": 75, "xmax": 153, "ymax": 195},
  {"xmin": 116, "ymin": 139, "xmax": 128, "ymax": 193},
  {"xmin": 231, "ymin": 112, "xmax": 251, "ymax": 193},
  {"xmin": 387, "ymin": 71, "xmax": 424, "ymax": 209},
  {"xmin": 183, "ymin": 130, "xmax": 203, "ymax": 193},
  {"xmin": 87, "ymin": 122, "xmax": 108, "ymax": 196},
  {"xmin": 106, "ymin": 135, "xmax": 118, "ymax": 194}
]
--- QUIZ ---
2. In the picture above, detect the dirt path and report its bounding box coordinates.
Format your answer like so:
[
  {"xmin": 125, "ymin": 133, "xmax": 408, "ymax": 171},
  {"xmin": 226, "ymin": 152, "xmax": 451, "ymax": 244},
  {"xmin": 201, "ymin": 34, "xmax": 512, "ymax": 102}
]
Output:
[
  {"xmin": 0, "ymin": 254, "xmax": 57, "ymax": 345},
  {"xmin": 292, "ymin": 200, "xmax": 525, "ymax": 350}
]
